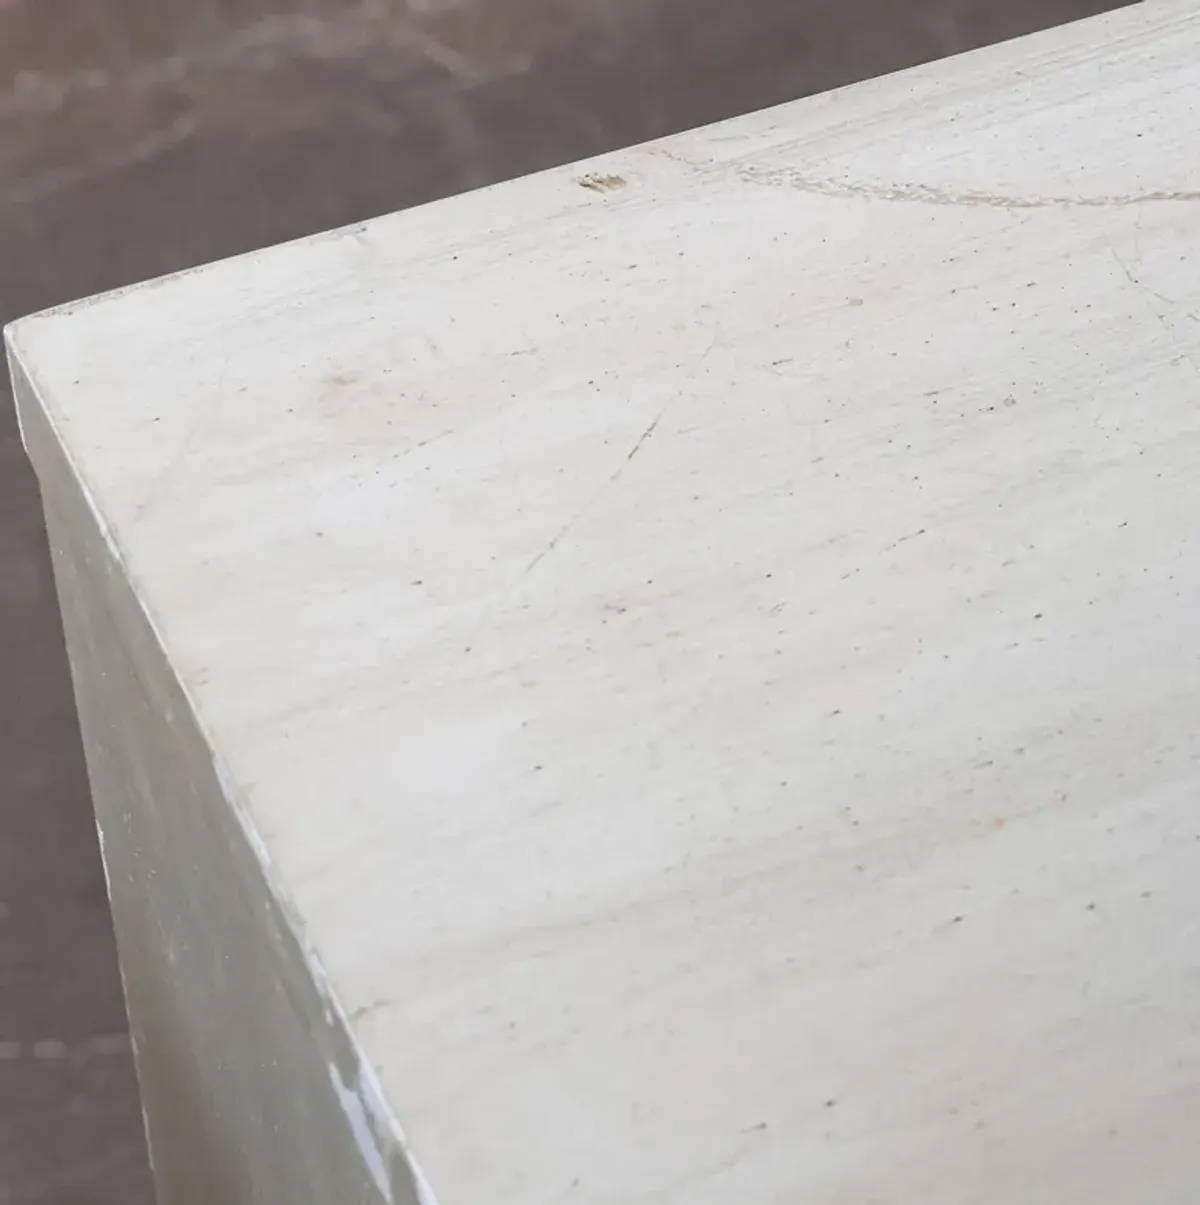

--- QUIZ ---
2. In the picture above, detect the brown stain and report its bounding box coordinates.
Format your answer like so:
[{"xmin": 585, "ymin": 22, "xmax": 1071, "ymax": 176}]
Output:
[
  {"xmin": 309, "ymin": 362, "xmax": 461, "ymax": 466},
  {"xmin": 323, "ymin": 370, "xmax": 360, "ymax": 393},
  {"xmin": 310, "ymin": 366, "xmax": 394, "ymax": 449},
  {"xmin": 578, "ymin": 172, "xmax": 627, "ymax": 193}
]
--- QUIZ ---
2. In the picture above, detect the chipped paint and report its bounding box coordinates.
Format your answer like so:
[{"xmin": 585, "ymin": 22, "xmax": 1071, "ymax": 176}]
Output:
[{"xmin": 328, "ymin": 1060, "xmax": 391, "ymax": 1202}]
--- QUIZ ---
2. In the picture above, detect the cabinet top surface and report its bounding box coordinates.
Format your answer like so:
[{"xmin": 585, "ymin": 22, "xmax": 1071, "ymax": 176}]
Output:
[{"xmin": 10, "ymin": 4, "xmax": 1200, "ymax": 1202}]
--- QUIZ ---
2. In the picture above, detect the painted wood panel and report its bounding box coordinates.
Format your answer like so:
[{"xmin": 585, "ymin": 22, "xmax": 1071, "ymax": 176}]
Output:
[{"xmin": 9, "ymin": 2, "xmax": 1200, "ymax": 1201}]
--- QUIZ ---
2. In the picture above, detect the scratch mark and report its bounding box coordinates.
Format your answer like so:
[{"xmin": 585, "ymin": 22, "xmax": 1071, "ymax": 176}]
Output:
[
  {"xmin": 1108, "ymin": 242, "xmax": 1175, "ymax": 309},
  {"xmin": 130, "ymin": 415, "xmax": 203, "ymax": 529},
  {"xmin": 646, "ymin": 146, "xmax": 1200, "ymax": 211},
  {"xmin": 522, "ymin": 405, "xmax": 669, "ymax": 580},
  {"xmin": 349, "ymin": 998, "xmax": 392, "ymax": 1024},
  {"xmin": 886, "ymin": 527, "xmax": 927, "ymax": 551},
  {"xmin": 521, "ymin": 317, "xmax": 724, "ymax": 578},
  {"xmin": 736, "ymin": 164, "xmax": 1200, "ymax": 210},
  {"xmin": 623, "ymin": 407, "xmax": 665, "ymax": 463},
  {"xmin": 130, "ymin": 347, "xmax": 224, "ymax": 531},
  {"xmin": 383, "ymin": 427, "xmax": 458, "ymax": 466},
  {"xmin": 520, "ymin": 316, "xmax": 732, "ymax": 579},
  {"xmin": 1107, "ymin": 241, "xmax": 1200, "ymax": 380}
]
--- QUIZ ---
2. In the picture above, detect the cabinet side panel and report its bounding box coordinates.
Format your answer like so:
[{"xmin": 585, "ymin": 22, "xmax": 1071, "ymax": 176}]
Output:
[{"xmin": 14, "ymin": 361, "xmax": 420, "ymax": 1205}]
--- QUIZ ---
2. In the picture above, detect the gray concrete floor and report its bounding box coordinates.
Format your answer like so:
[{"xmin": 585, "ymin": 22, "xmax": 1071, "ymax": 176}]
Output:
[{"xmin": 0, "ymin": 0, "xmax": 1127, "ymax": 1199}]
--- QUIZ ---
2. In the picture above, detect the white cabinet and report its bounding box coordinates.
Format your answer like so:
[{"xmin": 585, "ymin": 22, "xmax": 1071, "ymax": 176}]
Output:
[{"xmin": 9, "ymin": 3, "xmax": 1200, "ymax": 1200}]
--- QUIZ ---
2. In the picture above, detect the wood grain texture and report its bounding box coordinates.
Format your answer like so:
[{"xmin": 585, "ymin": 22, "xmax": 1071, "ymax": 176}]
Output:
[{"xmin": 9, "ymin": 2, "xmax": 1200, "ymax": 1202}]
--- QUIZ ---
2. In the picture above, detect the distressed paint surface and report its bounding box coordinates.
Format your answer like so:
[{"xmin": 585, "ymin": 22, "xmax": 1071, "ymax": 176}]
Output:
[{"xmin": 10, "ymin": 2, "xmax": 1200, "ymax": 1202}]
